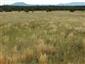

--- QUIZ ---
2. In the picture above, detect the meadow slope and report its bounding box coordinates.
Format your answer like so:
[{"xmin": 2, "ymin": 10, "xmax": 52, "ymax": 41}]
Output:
[{"xmin": 0, "ymin": 11, "xmax": 85, "ymax": 64}]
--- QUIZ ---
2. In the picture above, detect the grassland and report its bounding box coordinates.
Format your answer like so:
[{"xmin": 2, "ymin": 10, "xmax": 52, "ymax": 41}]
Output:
[{"xmin": 0, "ymin": 11, "xmax": 85, "ymax": 64}]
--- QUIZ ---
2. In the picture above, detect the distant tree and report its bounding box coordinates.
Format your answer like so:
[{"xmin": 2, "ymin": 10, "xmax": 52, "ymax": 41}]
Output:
[
  {"xmin": 70, "ymin": 10, "xmax": 75, "ymax": 12},
  {"xmin": 0, "ymin": 8, "xmax": 3, "ymax": 12}
]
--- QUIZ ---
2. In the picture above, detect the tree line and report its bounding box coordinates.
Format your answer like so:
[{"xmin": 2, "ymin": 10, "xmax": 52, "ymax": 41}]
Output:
[{"xmin": 0, "ymin": 5, "xmax": 85, "ymax": 12}]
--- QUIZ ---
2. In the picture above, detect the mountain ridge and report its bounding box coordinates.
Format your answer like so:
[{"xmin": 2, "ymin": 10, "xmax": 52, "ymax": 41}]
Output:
[
  {"xmin": 11, "ymin": 2, "xmax": 85, "ymax": 6},
  {"xmin": 11, "ymin": 2, "xmax": 28, "ymax": 6},
  {"xmin": 62, "ymin": 2, "xmax": 85, "ymax": 6}
]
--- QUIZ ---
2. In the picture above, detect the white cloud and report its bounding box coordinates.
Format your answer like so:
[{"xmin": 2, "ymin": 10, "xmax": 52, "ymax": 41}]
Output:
[{"xmin": 0, "ymin": 0, "xmax": 85, "ymax": 5}]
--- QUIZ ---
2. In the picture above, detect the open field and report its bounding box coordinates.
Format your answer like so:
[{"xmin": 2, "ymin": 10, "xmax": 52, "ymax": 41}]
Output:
[{"xmin": 0, "ymin": 11, "xmax": 85, "ymax": 64}]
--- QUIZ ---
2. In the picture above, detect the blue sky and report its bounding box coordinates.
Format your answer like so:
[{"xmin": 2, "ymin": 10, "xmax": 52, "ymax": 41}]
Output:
[{"xmin": 0, "ymin": 0, "xmax": 85, "ymax": 5}]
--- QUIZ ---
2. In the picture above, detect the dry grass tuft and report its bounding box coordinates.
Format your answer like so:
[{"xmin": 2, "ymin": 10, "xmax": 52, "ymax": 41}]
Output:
[
  {"xmin": 38, "ymin": 53, "xmax": 48, "ymax": 64},
  {"xmin": 20, "ymin": 48, "xmax": 34, "ymax": 62},
  {"xmin": 45, "ymin": 44, "xmax": 56, "ymax": 54},
  {"xmin": 35, "ymin": 39, "xmax": 46, "ymax": 54},
  {"xmin": 35, "ymin": 38, "xmax": 56, "ymax": 54},
  {"xmin": 0, "ymin": 52, "xmax": 8, "ymax": 64}
]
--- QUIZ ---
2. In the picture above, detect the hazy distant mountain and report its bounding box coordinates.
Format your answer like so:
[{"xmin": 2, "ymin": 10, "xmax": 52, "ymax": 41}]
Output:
[
  {"xmin": 12, "ymin": 2, "xmax": 28, "ymax": 6},
  {"xmin": 61, "ymin": 2, "xmax": 85, "ymax": 6},
  {"xmin": 11, "ymin": 2, "xmax": 85, "ymax": 6}
]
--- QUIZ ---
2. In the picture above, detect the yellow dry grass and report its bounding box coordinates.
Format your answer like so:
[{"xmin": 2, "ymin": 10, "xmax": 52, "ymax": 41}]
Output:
[{"xmin": 0, "ymin": 11, "xmax": 85, "ymax": 64}]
